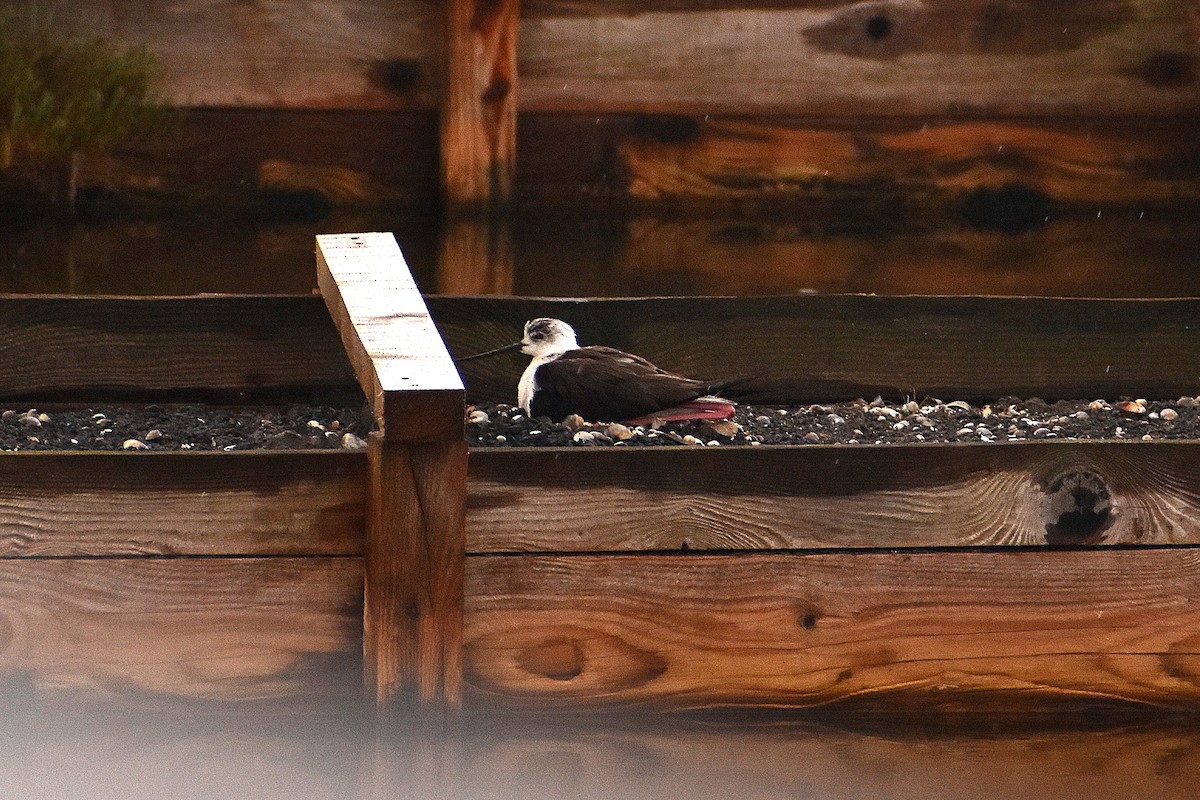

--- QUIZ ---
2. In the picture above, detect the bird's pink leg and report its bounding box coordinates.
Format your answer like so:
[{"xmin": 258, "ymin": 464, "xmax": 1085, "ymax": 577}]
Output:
[{"xmin": 623, "ymin": 400, "xmax": 736, "ymax": 426}]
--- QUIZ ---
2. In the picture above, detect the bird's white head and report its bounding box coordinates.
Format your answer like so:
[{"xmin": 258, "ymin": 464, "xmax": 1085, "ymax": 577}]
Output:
[{"xmin": 521, "ymin": 318, "xmax": 578, "ymax": 359}]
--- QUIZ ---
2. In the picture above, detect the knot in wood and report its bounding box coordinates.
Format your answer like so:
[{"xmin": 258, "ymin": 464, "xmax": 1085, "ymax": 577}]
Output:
[{"xmin": 1042, "ymin": 469, "xmax": 1112, "ymax": 545}]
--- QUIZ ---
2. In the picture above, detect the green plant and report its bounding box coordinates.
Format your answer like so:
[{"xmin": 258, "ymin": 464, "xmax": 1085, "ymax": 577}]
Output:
[{"xmin": 0, "ymin": 4, "xmax": 174, "ymax": 211}]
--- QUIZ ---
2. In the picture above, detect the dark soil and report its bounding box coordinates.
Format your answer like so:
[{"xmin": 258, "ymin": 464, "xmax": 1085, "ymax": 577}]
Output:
[
  {"xmin": 0, "ymin": 404, "xmax": 375, "ymax": 451},
  {"xmin": 467, "ymin": 396, "xmax": 1200, "ymax": 447}
]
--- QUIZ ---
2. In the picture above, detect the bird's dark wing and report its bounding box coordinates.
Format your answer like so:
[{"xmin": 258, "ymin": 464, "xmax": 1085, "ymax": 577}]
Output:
[{"xmin": 530, "ymin": 346, "xmax": 717, "ymax": 422}]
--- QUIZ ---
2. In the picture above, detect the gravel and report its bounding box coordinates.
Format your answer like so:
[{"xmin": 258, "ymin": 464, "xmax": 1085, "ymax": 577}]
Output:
[
  {"xmin": 467, "ymin": 396, "xmax": 1200, "ymax": 447},
  {"xmin": 0, "ymin": 404, "xmax": 375, "ymax": 451}
]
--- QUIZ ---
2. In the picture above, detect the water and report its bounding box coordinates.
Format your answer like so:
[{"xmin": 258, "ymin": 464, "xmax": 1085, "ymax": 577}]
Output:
[{"xmin": 2, "ymin": 211, "xmax": 1197, "ymax": 297}]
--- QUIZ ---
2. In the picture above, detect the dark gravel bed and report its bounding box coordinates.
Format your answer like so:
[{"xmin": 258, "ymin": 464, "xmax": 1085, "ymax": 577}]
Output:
[
  {"xmin": 467, "ymin": 396, "xmax": 1200, "ymax": 447},
  {"xmin": 0, "ymin": 404, "xmax": 376, "ymax": 451}
]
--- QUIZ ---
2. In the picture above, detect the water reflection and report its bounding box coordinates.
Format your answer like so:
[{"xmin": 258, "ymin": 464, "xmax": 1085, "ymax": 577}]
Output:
[
  {"xmin": 1, "ymin": 706, "xmax": 1196, "ymax": 800},
  {"xmin": 2, "ymin": 212, "xmax": 1197, "ymax": 298}
]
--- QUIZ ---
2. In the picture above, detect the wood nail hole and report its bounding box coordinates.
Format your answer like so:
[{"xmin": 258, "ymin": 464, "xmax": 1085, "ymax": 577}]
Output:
[{"xmin": 865, "ymin": 14, "xmax": 892, "ymax": 40}]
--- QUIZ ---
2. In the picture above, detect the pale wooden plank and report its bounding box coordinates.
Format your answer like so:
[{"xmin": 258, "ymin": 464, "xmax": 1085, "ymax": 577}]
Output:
[
  {"xmin": 463, "ymin": 550, "xmax": 1200, "ymax": 711},
  {"xmin": 316, "ymin": 232, "xmax": 463, "ymax": 441},
  {"xmin": 519, "ymin": 2, "xmax": 1200, "ymax": 115},
  {"xmin": 0, "ymin": 557, "xmax": 362, "ymax": 703},
  {"xmin": 0, "ymin": 451, "xmax": 364, "ymax": 557},
  {"xmin": 442, "ymin": 0, "xmax": 520, "ymax": 207},
  {"xmin": 430, "ymin": 295, "xmax": 1200, "ymax": 405},
  {"xmin": 467, "ymin": 442, "xmax": 1200, "ymax": 552},
  {"xmin": 0, "ymin": 296, "xmax": 355, "ymax": 401}
]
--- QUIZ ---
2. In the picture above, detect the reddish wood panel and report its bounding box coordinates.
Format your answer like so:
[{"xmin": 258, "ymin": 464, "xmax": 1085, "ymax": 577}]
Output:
[
  {"xmin": 467, "ymin": 442, "xmax": 1200, "ymax": 552},
  {"xmin": 0, "ymin": 557, "xmax": 362, "ymax": 703},
  {"xmin": 0, "ymin": 451, "xmax": 365, "ymax": 557},
  {"xmin": 463, "ymin": 550, "xmax": 1200, "ymax": 711},
  {"xmin": 0, "ymin": 295, "xmax": 356, "ymax": 402},
  {"xmin": 442, "ymin": 0, "xmax": 520, "ymax": 207},
  {"xmin": 431, "ymin": 295, "xmax": 1200, "ymax": 405},
  {"xmin": 367, "ymin": 437, "xmax": 467, "ymax": 710}
]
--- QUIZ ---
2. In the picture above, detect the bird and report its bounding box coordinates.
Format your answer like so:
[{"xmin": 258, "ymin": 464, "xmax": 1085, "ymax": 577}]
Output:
[{"xmin": 456, "ymin": 317, "xmax": 746, "ymax": 424}]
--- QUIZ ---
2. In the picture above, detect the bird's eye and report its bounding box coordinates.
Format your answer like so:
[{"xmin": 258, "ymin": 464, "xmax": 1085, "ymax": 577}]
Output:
[{"xmin": 531, "ymin": 332, "xmax": 544, "ymax": 340}]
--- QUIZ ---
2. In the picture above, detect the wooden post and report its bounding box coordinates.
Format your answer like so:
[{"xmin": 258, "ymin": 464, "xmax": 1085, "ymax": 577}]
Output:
[
  {"xmin": 441, "ymin": 0, "xmax": 519, "ymax": 211},
  {"xmin": 437, "ymin": 218, "xmax": 515, "ymax": 295},
  {"xmin": 316, "ymin": 232, "xmax": 466, "ymax": 711}
]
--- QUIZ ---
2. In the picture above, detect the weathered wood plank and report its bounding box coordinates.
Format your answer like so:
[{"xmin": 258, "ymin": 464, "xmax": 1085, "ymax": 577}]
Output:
[
  {"xmin": 0, "ymin": 296, "xmax": 356, "ymax": 402},
  {"xmin": 467, "ymin": 442, "xmax": 1200, "ymax": 552},
  {"xmin": 0, "ymin": 557, "xmax": 362, "ymax": 703},
  {"xmin": 519, "ymin": 2, "xmax": 1200, "ymax": 115},
  {"xmin": 611, "ymin": 117, "xmax": 1200, "ymax": 208},
  {"xmin": 80, "ymin": 0, "xmax": 439, "ymax": 110},
  {"xmin": 366, "ymin": 436, "xmax": 467, "ymax": 710},
  {"xmin": 430, "ymin": 295, "xmax": 1200, "ymax": 405},
  {"xmin": 442, "ymin": 0, "xmax": 520, "ymax": 208},
  {"xmin": 0, "ymin": 451, "xmax": 365, "ymax": 557},
  {"xmin": 317, "ymin": 232, "xmax": 463, "ymax": 441},
  {"xmin": 463, "ymin": 550, "xmax": 1200, "ymax": 711},
  {"xmin": 80, "ymin": 0, "xmax": 1199, "ymax": 116}
]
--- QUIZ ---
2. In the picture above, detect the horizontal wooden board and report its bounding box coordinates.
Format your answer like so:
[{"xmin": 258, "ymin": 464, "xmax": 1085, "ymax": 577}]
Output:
[
  {"xmin": 0, "ymin": 557, "xmax": 362, "ymax": 703},
  {"xmin": 106, "ymin": 109, "xmax": 439, "ymax": 208},
  {"xmin": 463, "ymin": 550, "xmax": 1200, "ymax": 711},
  {"xmin": 73, "ymin": 1, "xmax": 1200, "ymax": 116},
  {"xmin": 467, "ymin": 442, "xmax": 1200, "ymax": 551},
  {"xmin": 0, "ymin": 451, "xmax": 365, "ymax": 557},
  {"xmin": 78, "ymin": 0, "xmax": 439, "ymax": 110},
  {"xmin": 520, "ymin": 2, "xmax": 1200, "ymax": 115},
  {"xmin": 431, "ymin": 295, "xmax": 1200, "ymax": 405},
  {"xmin": 0, "ymin": 295, "xmax": 357, "ymax": 402}
]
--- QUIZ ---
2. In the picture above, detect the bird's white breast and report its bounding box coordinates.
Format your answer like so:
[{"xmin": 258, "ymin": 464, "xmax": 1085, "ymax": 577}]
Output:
[{"xmin": 517, "ymin": 353, "xmax": 564, "ymax": 413}]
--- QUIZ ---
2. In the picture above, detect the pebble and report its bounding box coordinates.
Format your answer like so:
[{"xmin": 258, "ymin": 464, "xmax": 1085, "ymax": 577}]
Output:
[
  {"xmin": 307, "ymin": 420, "xmax": 326, "ymax": 431},
  {"xmin": 682, "ymin": 435, "xmax": 704, "ymax": 445},
  {"xmin": 1143, "ymin": 434, "xmax": 1153, "ymax": 441},
  {"xmin": 0, "ymin": 410, "xmax": 13, "ymax": 422},
  {"xmin": 1160, "ymin": 408, "xmax": 1179, "ymax": 421},
  {"xmin": 825, "ymin": 414, "xmax": 845, "ymax": 426},
  {"xmin": 1033, "ymin": 427, "xmax": 1054, "ymax": 438},
  {"xmin": 495, "ymin": 435, "xmax": 506, "ymax": 443},
  {"xmin": 707, "ymin": 420, "xmax": 741, "ymax": 438},
  {"xmin": 900, "ymin": 401, "xmax": 920, "ymax": 415},
  {"xmin": 145, "ymin": 429, "xmax": 163, "ymax": 441},
  {"xmin": 1071, "ymin": 411, "xmax": 1090, "ymax": 420},
  {"xmin": 1116, "ymin": 400, "xmax": 1146, "ymax": 414},
  {"xmin": 572, "ymin": 431, "xmax": 594, "ymax": 444},
  {"xmin": 121, "ymin": 439, "xmax": 149, "ymax": 450},
  {"xmin": 755, "ymin": 415, "xmax": 771, "ymax": 425},
  {"xmin": 605, "ymin": 423, "xmax": 634, "ymax": 441},
  {"xmin": 946, "ymin": 401, "xmax": 972, "ymax": 411},
  {"xmin": 341, "ymin": 433, "xmax": 368, "ymax": 450},
  {"xmin": 561, "ymin": 414, "xmax": 586, "ymax": 430},
  {"xmin": 467, "ymin": 410, "xmax": 490, "ymax": 425},
  {"xmin": 37, "ymin": 413, "xmax": 50, "ymax": 423},
  {"xmin": 19, "ymin": 415, "xmax": 41, "ymax": 428},
  {"xmin": 804, "ymin": 432, "xmax": 820, "ymax": 443}
]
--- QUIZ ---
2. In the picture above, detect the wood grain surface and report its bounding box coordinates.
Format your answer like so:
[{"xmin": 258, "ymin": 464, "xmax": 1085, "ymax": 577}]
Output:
[
  {"xmin": 463, "ymin": 549, "xmax": 1200, "ymax": 711},
  {"xmin": 366, "ymin": 436, "xmax": 467, "ymax": 710},
  {"xmin": 76, "ymin": 1, "xmax": 1200, "ymax": 116},
  {"xmin": 0, "ymin": 295, "xmax": 356, "ymax": 402},
  {"xmin": 442, "ymin": 0, "xmax": 520, "ymax": 208},
  {"xmin": 519, "ymin": 1, "xmax": 1200, "ymax": 115},
  {"xmin": 0, "ymin": 557, "xmax": 362, "ymax": 703},
  {"xmin": 431, "ymin": 295, "xmax": 1200, "ymax": 405},
  {"xmin": 467, "ymin": 442, "xmax": 1200, "ymax": 551},
  {"xmin": 317, "ymin": 232, "xmax": 463, "ymax": 441},
  {"xmin": 0, "ymin": 451, "xmax": 365, "ymax": 557}
]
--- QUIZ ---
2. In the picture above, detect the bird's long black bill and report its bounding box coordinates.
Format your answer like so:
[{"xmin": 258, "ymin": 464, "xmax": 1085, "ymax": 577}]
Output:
[{"xmin": 454, "ymin": 341, "xmax": 523, "ymax": 363}]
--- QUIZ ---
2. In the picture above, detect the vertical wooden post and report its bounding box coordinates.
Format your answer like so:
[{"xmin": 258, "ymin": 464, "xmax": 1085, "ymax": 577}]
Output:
[
  {"xmin": 441, "ymin": 0, "xmax": 520, "ymax": 210},
  {"xmin": 316, "ymin": 232, "xmax": 466, "ymax": 711},
  {"xmin": 437, "ymin": 218, "xmax": 515, "ymax": 295}
]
